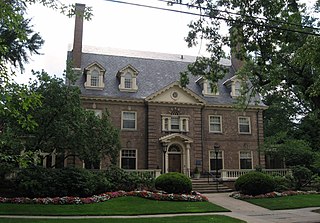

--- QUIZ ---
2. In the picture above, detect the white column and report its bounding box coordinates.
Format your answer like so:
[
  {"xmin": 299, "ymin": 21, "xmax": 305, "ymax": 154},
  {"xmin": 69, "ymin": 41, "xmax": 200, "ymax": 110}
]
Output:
[{"xmin": 186, "ymin": 143, "xmax": 191, "ymax": 177}]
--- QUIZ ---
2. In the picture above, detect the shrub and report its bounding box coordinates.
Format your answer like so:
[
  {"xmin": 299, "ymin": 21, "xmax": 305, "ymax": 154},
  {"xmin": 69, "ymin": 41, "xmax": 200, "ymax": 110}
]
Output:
[
  {"xmin": 104, "ymin": 166, "xmax": 155, "ymax": 191},
  {"xmin": 54, "ymin": 167, "xmax": 96, "ymax": 197},
  {"xmin": 15, "ymin": 166, "xmax": 56, "ymax": 197},
  {"xmin": 272, "ymin": 175, "xmax": 292, "ymax": 192},
  {"xmin": 15, "ymin": 167, "xmax": 111, "ymax": 197},
  {"xmin": 292, "ymin": 165, "xmax": 313, "ymax": 189},
  {"xmin": 235, "ymin": 171, "xmax": 275, "ymax": 196},
  {"xmin": 155, "ymin": 172, "xmax": 192, "ymax": 194}
]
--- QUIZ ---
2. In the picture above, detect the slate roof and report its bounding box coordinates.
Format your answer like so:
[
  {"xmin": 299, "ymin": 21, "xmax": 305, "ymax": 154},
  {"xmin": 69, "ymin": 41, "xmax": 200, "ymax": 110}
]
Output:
[{"xmin": 71, "ymin": 46, "xmax": 265, "ymax": 107}]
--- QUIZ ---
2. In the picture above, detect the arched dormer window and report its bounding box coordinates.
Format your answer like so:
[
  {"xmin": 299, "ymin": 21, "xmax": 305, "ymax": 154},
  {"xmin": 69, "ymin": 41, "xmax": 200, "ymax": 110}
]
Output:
[
  {"xmin": 117, "ymin": 65, "xmax": 139, "ymax": 92},
  {"xmin": 91, "ymin": 69, "xmax": 100, "ymax": 87},
  {"xmin": 124, "ymin": 72, "xmax": 133, "ymax": 89},
  {"xmin": 234, "ymin": 81, "xmax": 241, "ymax": 97},
  {"xmin": 223, "ymin": 76, "xmax": 243, "ymax": 98},
  {"xmin": 84, "ymin": 62, "xmax": 105, "ymax": 90},
  {"xmin": 196, "ymin": 77, "xmax": 219, "ymax": 96}
]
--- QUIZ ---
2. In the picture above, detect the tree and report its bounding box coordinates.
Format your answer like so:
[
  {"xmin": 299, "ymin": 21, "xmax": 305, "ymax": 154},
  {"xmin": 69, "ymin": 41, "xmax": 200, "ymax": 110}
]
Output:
[
  {"xmin": 0, "ymin": 0, "xmax": 92, "ymax": 131},
  {"xmin": 24, "ymin": 72, "xmax": 121, "ymax": 167},
  {"xmin": 174, "ymin": 0, "xmax": 319, "ymax": 116},
  {"xmin": 0, "ymin": 72, "xmax": 120, "ymax": 172}
]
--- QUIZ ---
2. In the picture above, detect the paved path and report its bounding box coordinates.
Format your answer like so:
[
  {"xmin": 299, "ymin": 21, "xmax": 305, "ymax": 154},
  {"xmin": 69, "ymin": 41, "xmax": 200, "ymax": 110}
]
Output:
[
  {"xmin": 205, "ymin": 193, "xmax": 320, "ymax": 223},
  {"xmin": 1, "ymin": 193, "xmax": 319, "ymax": 222}
]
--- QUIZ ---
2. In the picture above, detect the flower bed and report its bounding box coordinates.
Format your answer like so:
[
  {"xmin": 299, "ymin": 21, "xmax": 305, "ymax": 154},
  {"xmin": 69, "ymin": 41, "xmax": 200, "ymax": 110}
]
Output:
[
  {"xmin": 230, "ymin": 190, "xmax": 320, "ymax": 199},
  {"xmin": 0, "ymin": 191, "xmax": 208, "ymax": 205}
]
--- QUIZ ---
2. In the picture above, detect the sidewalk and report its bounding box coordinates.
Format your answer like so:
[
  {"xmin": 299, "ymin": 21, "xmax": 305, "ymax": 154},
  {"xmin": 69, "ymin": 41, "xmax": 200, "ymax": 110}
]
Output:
[{"xmin": 205, "ymin": 193, "xmax": 320, "ymax": 223}]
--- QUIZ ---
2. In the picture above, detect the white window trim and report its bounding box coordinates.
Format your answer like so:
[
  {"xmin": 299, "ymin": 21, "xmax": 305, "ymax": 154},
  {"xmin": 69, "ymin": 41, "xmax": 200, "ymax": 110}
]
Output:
[
  {"xmin": 161, "ymin": 115, "xmax": 189, "ymax": 132},
  {"xmin": 84, "ymin": 67, "xmax": 105, "ymax": 90},
  {"xmin": 209, "ymin": 150, "xmax": 224, "ymax": 172},
  {"xmin": 239, "ymin": 151, "xmax": 253, "ymax": 169},
  {"xmin": 119, "ymin": 69, "xmax": 138, "ymax": 92},
  {"xmin": 121, "ymin": 111, "xmax": 137, "ymax": 130},
  {"xmin": 238, "ymin": 116, "xmax": 251, "ymax": 134},
  {"xmin": 120, "ymin": 149, "xmax": 137, "ymax": 170},
  {"xmin": 40, "ymin": 150, "xmax": 56, "ymax": 168},
  {"xmin": 202, "ymin": 80, "xmax": 219, "ymax": 97},
  {"xmin": 209, "ymin": 115, "xmax": 222, "ymax": 133},
  {"xmin": 86, "ymin": 109, "xmax": 102, "ymax": 118}
]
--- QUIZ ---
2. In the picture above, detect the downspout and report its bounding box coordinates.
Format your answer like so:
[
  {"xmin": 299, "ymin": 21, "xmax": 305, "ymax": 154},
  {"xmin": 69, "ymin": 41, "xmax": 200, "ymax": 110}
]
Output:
[
  {"xmin": 145, "ymin": 100, "xmax": 149, "ymax": 169},
  {"xmin": 201, "ymin": 105, "xmax": 204, "ymax": 173},
  {"xmin": 257, "ymin": 110, "xmax": 261, "ymax": 166}
]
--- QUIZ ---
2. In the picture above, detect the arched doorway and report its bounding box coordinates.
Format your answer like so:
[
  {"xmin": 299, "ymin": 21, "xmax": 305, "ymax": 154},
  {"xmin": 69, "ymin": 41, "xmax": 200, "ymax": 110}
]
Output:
[{"xmin": 168, "ymin": 144, "xmax": 182, "ymax": 173}]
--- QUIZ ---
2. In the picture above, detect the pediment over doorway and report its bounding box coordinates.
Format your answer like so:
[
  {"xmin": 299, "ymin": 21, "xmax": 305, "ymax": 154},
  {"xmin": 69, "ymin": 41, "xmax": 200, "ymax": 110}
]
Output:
[{"xmin": 159, "ymin": 133, "xmax": 193, "ymax": 144}]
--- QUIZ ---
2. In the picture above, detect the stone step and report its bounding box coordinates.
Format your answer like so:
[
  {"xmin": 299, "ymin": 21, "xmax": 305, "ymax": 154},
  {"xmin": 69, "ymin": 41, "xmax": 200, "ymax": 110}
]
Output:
[{"xmin": 191, "ymin": 178, "xmax": 233, "ymax": 193}]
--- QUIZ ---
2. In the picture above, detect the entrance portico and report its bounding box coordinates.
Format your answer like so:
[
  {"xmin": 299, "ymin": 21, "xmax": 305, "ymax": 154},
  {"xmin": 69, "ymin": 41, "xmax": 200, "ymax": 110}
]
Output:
[{"xmin": 159, "ymin": 133, "xmax": 193, "ymax": 177}]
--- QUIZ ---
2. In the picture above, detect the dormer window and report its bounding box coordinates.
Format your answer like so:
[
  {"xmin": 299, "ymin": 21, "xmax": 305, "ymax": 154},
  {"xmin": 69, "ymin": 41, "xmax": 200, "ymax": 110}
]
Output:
[
  {"xmin": 196, "ymin": 77, "xmax": 219, "ymax": 96},
  {"xmin": 223, "ymin": 76, "xmax": 243, "ymax": 98},
  {"xmin": 84, "ymin": 62, "xmax": 105, "ymax": 90},
  {"xmin": 91, "ymin": 69, "xmax": 100, "ymax": 87},
  {"xmin": 117, "ymin": 65, "xmax": 139, "ymax": 92},
  {"xmin": 124, "ymin": 72, "xmax": 133, "ymax": 89},
  {"xmin": 206, "ymin": 81, "xmax": 219, "ymax": 96},
  {"xmin": 233, "ymin": 81, "xmax": 241, "ymax": 97}
]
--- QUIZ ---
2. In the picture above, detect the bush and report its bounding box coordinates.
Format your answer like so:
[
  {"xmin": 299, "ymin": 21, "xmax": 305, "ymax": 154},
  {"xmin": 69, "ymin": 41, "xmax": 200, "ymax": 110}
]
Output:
[
  {"xmin": 15, "ymin": 167, "xmax": 111, "ymax": 197},
  {"xmin": 272, "ymin": 175, "xmax": 292, "ymax": 192},
  {"xmin": 235, "ymin": 171, "xmax": 275, "ymax": 196},
  {"xmin": 13, "ymin": 166, "xmax": 155, "ymax": 197},
  {"xmin": 155, "ymin": 172, "xmax": 192, "ymax": 194},
  {"xmin": 292, "ymin": 165, "xmax": 313, "ymax": 189},
  {"xmin": 104, "ymin": 166, "xmax": 155, "ymax": 191}
]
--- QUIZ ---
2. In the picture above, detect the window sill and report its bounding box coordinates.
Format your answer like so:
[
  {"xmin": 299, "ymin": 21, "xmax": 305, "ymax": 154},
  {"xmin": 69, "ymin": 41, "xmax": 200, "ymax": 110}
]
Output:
[
  {"xmin": 121, "ymin": 128, "xmax": 137, "ymax": 131},
  {"xmin": 238, "ymin": 132, "xmax": 252, "ymax": 135}
]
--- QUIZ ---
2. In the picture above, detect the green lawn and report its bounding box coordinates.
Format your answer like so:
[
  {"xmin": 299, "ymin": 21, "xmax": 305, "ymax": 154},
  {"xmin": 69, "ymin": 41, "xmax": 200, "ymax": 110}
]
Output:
[
  {"xmin": 244, "ymin": 194, "xmax": 320, "ymax": 210},
  {"xmin": 0, "ymin": 196, "xmax": 229, "ymax": 216},
  {"xmin": 0, "ymin": 216, "xmax": 245, "ymax": 223}
]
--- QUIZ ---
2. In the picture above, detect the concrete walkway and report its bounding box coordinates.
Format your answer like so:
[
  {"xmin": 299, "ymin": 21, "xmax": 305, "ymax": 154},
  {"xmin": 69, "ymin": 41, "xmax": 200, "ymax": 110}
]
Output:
[
  {"xmin": 205, "ymin": 193, "xmax": 320, "ymax": 223},
  {"xmin": 1, "ymin": 193, "xmax": 319, "ymax": 222}
]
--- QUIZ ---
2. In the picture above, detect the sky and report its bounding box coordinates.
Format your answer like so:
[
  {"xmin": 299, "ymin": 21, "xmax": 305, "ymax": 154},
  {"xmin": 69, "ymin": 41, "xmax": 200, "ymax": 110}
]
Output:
[{"xmin": 16, "ymin": 0, "xmax": 211, "ymax": 83}]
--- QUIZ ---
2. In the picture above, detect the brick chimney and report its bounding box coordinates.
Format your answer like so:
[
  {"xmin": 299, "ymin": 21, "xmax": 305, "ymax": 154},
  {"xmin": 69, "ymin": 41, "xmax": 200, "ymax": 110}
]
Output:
[
  {"xmin": 230, "ymin": 26, "xmax": 244, "ymax": 71},
  {"xmin": 72, "ymin": 3, "xmax": 85, "ymax": 68}
]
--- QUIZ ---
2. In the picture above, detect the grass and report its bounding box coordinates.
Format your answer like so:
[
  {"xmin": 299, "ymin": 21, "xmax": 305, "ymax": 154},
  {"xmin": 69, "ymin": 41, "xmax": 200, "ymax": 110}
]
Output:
[
  {"xmin": 244, "ymin": 194, "xmax": 320, "ymax": 210},
  {"xmin": 0, "ymin": 215, "xmax": 245, "ymax": 223},
  {"xmin": 0, "ymin": 196, "xmax": 229, "ymax": 216}
]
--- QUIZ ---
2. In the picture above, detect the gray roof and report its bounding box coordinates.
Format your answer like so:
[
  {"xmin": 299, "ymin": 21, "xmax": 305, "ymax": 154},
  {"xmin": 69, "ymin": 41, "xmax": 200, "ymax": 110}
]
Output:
[{"xmin": 71, "ymin": 46, "xmax": 265, "ymax": 107}]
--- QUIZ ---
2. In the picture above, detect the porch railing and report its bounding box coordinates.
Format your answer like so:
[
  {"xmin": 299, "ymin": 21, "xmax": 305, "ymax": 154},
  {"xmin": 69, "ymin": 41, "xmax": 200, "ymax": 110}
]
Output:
[
  {"xmin": 220, "ymin": 169, "xmax": 292, "ymax": 180},
  {"xmin": 124, "ymin": 169, "xmax": 162, "ymax": 178}
]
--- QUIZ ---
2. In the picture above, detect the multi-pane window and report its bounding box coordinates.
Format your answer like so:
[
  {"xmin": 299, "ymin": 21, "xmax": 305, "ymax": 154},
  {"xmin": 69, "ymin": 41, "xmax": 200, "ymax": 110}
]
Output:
[
  {"xmin": 209, "ymin": 115, "xmax": 222, "ymax": 133},
  {"xmin": 162, "ymin": 115, "xmax": 189, "ymax": 132},
  {"xmin": 124, "ymin": 73, "xmax": 132, "ymax": 89},
  {"xmin": 171, "ymin": 116, "xmax": 180, "ymax": 130},
  {"xmin": 238, "ymin": 117, "xmax": 251, "ymax": 134},
  {"xmin": 209, "ymin": 151, "xmax": 223, "ymax": 172},
  {"xmin": 121, "ymin": 149, "xmax": 137, "ymax": 169},
  {"xmin": 240, "ymin": 151, "xmax": 252, "ymax": 169},
  {"xmin": 206, "ymin": 82, "xmax": 219, "ymax": 95},
  {"xmin": 234, "ymin": 81, "xmax": 241, "ymax": 96},
  {"xmin": 122, "ymin": 111, "xmax": 136, "ymax": 130},
  {"xmin": 90, "ymin": 69, "xmax": 100, "ymax": 87}
]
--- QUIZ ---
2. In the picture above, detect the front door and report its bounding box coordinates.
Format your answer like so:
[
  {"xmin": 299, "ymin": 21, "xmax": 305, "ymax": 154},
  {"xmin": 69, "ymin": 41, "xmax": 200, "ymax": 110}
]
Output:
[{"xmin": 168, "ymin": 154, "xmax": 181, "ymax": 172}]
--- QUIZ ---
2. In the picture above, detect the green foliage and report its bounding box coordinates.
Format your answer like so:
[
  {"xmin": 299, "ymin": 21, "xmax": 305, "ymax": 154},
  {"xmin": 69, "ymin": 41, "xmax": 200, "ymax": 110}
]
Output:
[
  {"xmin": 272, "ymin": 175, "xmax": 293, "ymax": 192},
  {"xmin": 292, "ymin": 165, "xmax": 313, "ymax": 190},
  {"xmin": 264, "ymin": 134, "xmax": 315, "ymax": 168},
  {"xmin": 310, "ymin": 176, "xmax": 320, "ymax": 192},
  {"xmin": 155, "ymin": 172, "xmax": 192, "ymax": 194},
  {"xmin": 15, "ymin": 167, "xmax": 111, "ymax": 197},
  {"xmin": 235, "ymin": 171, "xmax": 275, "ymax": 196},
  {"xmin": 104, "ymin": 166, "xmax": 155, "ymax": 191}
]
